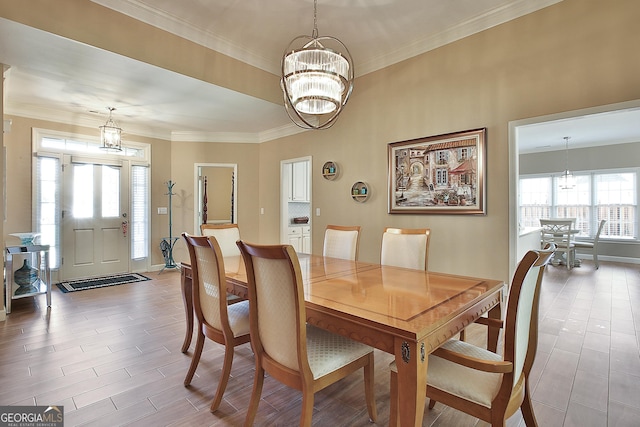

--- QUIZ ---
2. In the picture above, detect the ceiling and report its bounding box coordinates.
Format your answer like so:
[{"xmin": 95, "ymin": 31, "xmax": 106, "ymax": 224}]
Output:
[
  {"xmin": 3, "ymin": 0, "xmax": 640, "ymax": 149},
  {"xmin": 517, "ymin": 106, "xmax": 640, "ymax": 154}
]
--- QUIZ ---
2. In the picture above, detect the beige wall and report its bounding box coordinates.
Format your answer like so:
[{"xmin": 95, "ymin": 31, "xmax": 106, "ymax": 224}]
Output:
[
  {"xmin": 169, "ymin": 141, "xmax": 260, "ymax": 264},
  {"xmin": 2, "ymin": 0, "xmax": 639, "ymax": 284},
  {"xmin": 257, "ymin": 0, "xmax": 640, "ymax": 281}
]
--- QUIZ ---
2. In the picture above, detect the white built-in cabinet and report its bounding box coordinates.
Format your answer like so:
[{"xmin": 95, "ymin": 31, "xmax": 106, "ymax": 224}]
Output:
[
  {"xmin": 288, "ymin": 226, "xmax": 310, "ymax": 253},
  {"xmin": 289, "ymin": 161, "xmax": 309, "ymax": 202}
]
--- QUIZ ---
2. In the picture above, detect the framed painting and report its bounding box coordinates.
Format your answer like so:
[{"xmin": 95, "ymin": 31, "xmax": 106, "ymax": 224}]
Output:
[{"xmin": 388, "ymin": 128, "xmax": 486, "ymax": 215}]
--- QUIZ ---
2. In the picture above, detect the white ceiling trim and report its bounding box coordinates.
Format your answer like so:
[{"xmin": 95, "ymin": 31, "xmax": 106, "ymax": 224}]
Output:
[
  {"xmin": 170, "ymin": 122, "xmax": 305, "ymax": 144},
  {"xmin": 91, "ymin": 0, "xmax": 563, "ymax": 77},
  {"xmin": 7, "ymin": 99, "xmax": 304, "ymax": 143},
  {"xmin": 5, "ymin": 101, "xmax": 172, "ymax": 141},
  {"xmin": 91, "ymin": 0, "xmax": 279, "ymax": 75}
]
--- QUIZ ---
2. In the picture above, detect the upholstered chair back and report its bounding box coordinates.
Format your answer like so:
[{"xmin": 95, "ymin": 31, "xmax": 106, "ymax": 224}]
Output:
[
  {"xmin": 323, "ymin": 225, "xmax": 361, "ymax": 260},
  {"xmin": 381, "ymin": 227, "xmax": 431, "ymax": 270},
  {"xmin": 201, "ymin": 224, "xmax": 241, "ymax": 257},
  {"xmin": 239, "ymin": 242, "xmax": 309, "ymax": 375}
]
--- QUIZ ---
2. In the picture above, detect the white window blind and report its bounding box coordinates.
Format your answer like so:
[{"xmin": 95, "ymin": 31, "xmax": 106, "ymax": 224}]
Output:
[
  {"xmin": 519, "ymin": 170, "xmax": 637, "ymax": 239},
  {"xmin": 35, "ymin": 156, "xmax": 61, "ymax": 268},
  {"xmin": 131, "ymin": 165, "xmax": 149, "ymax": 259}
]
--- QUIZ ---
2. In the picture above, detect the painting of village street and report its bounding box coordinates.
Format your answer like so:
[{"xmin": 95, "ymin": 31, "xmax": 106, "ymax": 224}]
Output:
[{"xmin": 388, "ymin": 128, "xmax": 486, "ymax": 214}]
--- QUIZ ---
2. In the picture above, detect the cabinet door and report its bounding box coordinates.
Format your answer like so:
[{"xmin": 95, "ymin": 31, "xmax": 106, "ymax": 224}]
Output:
[
  {"xmin": 288, "ymin": 235, "xmax": 302, "ymax": 252},
  {"xmin": 287, "ymin": 163, "xmax": 293, "ymax": 201},
  {"xmin": 291, "ymin": 161, "xmax": 308, "ymax": 201},
  {"xmin": 301, "ymin": 234, "xmax": 311, "ymax": 253}
]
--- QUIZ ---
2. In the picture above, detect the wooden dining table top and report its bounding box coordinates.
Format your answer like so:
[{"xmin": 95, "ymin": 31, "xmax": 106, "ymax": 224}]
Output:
[
  {"xmin": 222, "ymin": 254, "xmax": 500, "ymax": 339},
  {"xmin": 181, "ymin": 252, "xmax": 504, "ymax": 426}
]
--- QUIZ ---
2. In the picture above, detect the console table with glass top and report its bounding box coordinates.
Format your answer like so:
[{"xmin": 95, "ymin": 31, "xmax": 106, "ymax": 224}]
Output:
[{"xmin": 5, "ymin": 244, "xmax": 51, "ymax": 314}]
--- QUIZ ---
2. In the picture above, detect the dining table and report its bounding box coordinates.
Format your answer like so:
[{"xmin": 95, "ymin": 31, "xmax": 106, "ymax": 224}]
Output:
[
  {"xmin": 539, "ymin": 218, "xmax": 582, "ymax": 268},
  {"xmin": 180, "ymin": 253, "xmax": 504, "ymax": 427}
]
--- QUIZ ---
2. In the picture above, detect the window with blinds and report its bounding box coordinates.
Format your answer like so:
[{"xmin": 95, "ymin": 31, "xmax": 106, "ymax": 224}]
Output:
[
  {"xmin": 519, "ymin": 170, "xmax": 637, "ymax": 239},
  {"xmin": 131, "ymin": 165, "xmax": 149, "ymax": 260},
  {"xmin": 35, "ymin": 156, "xmax": 61, "ymax": 269}
]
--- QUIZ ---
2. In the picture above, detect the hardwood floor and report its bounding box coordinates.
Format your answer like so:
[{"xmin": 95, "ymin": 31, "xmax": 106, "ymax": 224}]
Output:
[{"xmin": 1, "ymin": 260, "xmax": 639, "ymax": 426}]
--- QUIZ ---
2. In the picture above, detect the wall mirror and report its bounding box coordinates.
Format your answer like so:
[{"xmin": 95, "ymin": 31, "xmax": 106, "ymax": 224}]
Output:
[{"xmin": 194, "ymin": 163, "xmax": 237, "ymax": 233}]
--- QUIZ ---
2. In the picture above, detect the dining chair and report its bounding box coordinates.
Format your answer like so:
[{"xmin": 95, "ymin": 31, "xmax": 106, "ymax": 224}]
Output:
[
  {"xmin": 539, "ymin": 218, "xmax": 575, "ymax": 270},
  {"xmin": 574, "ymin": 219, "xmax": 606, "ymax": 269},
  {"xmin": 380, "ymin": 227, "xmax": 431, "ymax": 270},
  {"xmin": 200, "ymin": 223, "xmax": 244, "ymax": 305},
  {"xmin": 322, "ymin": 224, "xmax": 361, "ymax": 260},
  {"xmin": 200, "ymin": 223, "xmax": 241, "ymax": 257},
  {"xmin": 182, "ymin": 233, "xmax": 251, "ymax": 412},
  {"xmin": 236, "ymin": 240, "xmax": 377, "ymax": 427},
  {"xmin": 388, "ymin": 244, "xmax": 555, "ymax": 427}
]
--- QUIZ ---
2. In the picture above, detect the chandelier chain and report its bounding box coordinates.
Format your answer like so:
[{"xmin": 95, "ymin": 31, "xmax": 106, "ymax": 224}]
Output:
[
  {"xmin": 312, "ymin": 0, "xmax": 318, "ymax": 39},
  {"xmin": 564, "ymin": 136, "xmax": 571, "ymax": 174}
]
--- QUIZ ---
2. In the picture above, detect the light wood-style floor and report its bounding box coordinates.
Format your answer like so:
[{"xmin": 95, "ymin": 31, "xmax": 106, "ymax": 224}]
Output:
[{"xmin": 1, "ymin": 260, "xmax": 639, "ymax": 426}]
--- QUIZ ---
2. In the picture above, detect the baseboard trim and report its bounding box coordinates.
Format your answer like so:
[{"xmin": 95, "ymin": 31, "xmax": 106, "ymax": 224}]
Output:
[{"xmin": 576, "ymin": 255, "xmax": 640, "ymax": 265}]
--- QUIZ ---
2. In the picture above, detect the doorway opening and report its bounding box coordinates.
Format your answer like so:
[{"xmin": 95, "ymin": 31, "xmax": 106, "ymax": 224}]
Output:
[
  {"xmin": 193, "ymin": 163, "xmax": 238, "ymax": 233},
  {"xmin": 509, "ymin": 100, "xmax": 640, "ymax": 278},
  {"xmin": 280, "ymin": 157, "xmax": 312, "ymax": 253}
]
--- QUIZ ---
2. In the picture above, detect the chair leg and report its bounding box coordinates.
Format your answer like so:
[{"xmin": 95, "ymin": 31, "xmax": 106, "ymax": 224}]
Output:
[
  {"xmin": 520, "ymin": 383, "xmax": 538, "ymax": 427},
  {"xmin": 180, "ymin": 276, "xmax": 194, "ymax": 353},
  {"xmin": 244, "ymin": 365, "xmax": 265, "ymax": 427},
  {"xmin": 184, "ymin": 327, "xmax": 205, "ymax": 386},
  {"xmin": 300, "ymin": 385, "xmax": 315, "ymax": 427},
  {"xmin": 363, "ymin": 352, "xmax": 377, "ymax": 422},
  {"xmin": 389, "ymin": 370, "xmax": 398, "ymax": 427},
  {"xmin": 210, "ymin": 342, "xmax": 235, "ymax": 412}
]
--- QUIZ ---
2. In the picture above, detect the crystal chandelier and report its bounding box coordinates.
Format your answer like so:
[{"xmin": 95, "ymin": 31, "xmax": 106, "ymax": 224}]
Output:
[
  {"xmin": 559, "ymin": 136, "xmax": 575, "ymax": 189},
  {"xmin": 99, "ymin": 107, "xmax": 122, "ymax": 151},
  {"xmin": 281, "ymin": 0, "xmax": 354, "ymax": 130}
]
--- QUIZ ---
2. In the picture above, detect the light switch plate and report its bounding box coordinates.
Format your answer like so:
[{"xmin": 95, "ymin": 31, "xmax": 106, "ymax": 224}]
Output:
[{"xmin": 157, "ymin": 207, "xmax": 168, "ymax": 215}]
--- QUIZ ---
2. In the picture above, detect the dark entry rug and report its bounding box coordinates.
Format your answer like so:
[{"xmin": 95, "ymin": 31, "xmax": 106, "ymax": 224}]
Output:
[{"xmin": 56, "ymin": 273, "xmax": 151, "ymax": 293}]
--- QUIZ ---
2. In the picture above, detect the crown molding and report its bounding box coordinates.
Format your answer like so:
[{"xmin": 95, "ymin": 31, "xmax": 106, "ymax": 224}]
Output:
[
  {"xmin": 170, "ymin": 122, "xmax": 304, "ymax": 144},
  {"xmin": 91, "ymin": 0, "xmax": 279, "ymax": 74},
  {"xmin": 92, "ymin": 0, "xmax": 562, "ymax": 77},
  {"xmin": 5, "ymin": 102, "xmax": 172, "ymax": 141},
  {"xmin": 6, "ymin": 102, "xmax": 303, "ymax": 144}
]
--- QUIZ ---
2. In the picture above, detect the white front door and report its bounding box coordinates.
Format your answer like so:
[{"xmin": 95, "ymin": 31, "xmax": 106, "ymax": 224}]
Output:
[{"xmin": 61, "ymin": 158, "xmax": 129, "ymax": 279}]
